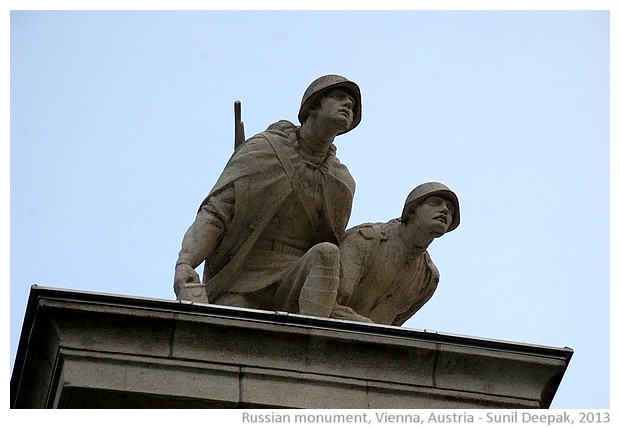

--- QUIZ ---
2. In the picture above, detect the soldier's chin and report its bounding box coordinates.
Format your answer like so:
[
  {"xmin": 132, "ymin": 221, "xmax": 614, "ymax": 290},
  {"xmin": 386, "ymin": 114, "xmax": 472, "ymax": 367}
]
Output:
[
  {"xmin": 430, "ymin": 223, "xmax": 448, "ymax": 235},
  {"xmin": 332, "ymin": 116, "xmax": 351, "ymax": 132}
]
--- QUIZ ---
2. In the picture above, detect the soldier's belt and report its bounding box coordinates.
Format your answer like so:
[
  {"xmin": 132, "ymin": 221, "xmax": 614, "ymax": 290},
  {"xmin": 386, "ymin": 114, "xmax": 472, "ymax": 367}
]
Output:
[{"xmin": 254, "ymin": 239, "xmax": 306, "ymax": 256}]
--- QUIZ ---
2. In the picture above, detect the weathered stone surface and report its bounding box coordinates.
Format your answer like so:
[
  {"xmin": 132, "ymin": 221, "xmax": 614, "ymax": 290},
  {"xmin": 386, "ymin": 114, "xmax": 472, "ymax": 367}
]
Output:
[
  {"xmin": 174, "ymin": 75, "xmax": 361, "ymax": 322},
  {"xmin": 337, "ymin": 182, "xmax": 460, "ymax": 325},
  {"xmin": 171, "ymin": 70, "xmax": 463, "ymax": 328},
  {"xmin": 239, "ymin": 368, "xmax": 369, "ymax": 409},
  {"xmin": 11, "ymin": 286, "xmax": 573, "ymax": 409},
  {"xmin": 56, "ymin": 352, "xmax": 240, "ymax": 408}
]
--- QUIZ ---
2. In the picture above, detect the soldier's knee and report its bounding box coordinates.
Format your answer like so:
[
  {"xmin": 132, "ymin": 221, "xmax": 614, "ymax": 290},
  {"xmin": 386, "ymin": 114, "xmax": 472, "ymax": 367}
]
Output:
[{"xmin": 308, "ymin": 242, "xmax": 340, "ymax": 267}]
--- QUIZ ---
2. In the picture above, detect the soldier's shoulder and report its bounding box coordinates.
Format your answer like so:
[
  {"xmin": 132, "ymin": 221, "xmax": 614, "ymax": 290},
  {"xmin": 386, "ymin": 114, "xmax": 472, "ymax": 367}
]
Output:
[
  {"xmin": 346, "ymin": 220, "xmax": 397, "ymax": 241},
  {"xmin": 242, "ymin": 120, "xmax": 296, "ymax": 146},
  {"xmin": 265, "ymin": 119, "xmax": 297, "ymax": 133}
]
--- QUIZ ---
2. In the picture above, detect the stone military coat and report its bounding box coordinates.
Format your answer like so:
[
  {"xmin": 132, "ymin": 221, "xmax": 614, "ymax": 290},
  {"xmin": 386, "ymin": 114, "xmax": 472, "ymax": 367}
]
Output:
[
  {"xmin": 339, "ymin": 219, "xmax": 440, "ymax": 326},
  {"xmin": 198, "ymin": 120, "xmax": 355, "ymax": 303}
]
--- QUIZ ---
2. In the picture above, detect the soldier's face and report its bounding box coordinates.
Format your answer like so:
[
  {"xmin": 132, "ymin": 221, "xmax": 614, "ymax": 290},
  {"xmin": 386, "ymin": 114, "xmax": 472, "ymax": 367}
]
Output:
[
  {"xmin": 412, "ymin": 196, "xmax": 454, "ymax": 235},
  {"xmin": 317, "ymin": 89, "xmax": 355, "ymax": 132}
]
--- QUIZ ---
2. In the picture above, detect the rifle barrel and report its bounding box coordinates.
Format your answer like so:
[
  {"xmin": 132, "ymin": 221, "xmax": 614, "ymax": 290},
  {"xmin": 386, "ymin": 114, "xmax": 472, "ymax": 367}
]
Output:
[{"xmin": 234, "ymin": 100, "xmax": 245, "ymax": 150}]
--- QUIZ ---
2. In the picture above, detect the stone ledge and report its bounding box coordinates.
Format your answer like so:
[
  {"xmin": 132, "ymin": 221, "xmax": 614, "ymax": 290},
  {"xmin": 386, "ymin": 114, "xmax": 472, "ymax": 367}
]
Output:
[{"xmin": 11, "ymin": 285, "xmax": 573, "ymax": 409}]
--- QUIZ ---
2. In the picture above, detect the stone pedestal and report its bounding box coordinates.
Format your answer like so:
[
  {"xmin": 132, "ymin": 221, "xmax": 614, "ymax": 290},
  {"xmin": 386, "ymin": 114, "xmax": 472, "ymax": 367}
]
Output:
[{"xmin": 11, "ymin": 286, "xmax": 572, "ymax": 409}]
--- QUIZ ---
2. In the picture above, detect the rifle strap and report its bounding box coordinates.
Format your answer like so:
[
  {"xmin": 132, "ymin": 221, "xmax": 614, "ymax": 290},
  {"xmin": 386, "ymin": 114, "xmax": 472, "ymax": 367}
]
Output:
[{"xmin": 266, "ymin": 135, "xmax": 322, "ymax": 232}]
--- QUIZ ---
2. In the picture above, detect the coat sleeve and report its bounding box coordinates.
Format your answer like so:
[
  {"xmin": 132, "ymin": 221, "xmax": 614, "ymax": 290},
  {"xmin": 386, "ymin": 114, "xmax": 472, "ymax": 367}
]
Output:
[
  {"xmin": 391, "ymin": 254, "xmax": 440, "ymax": 326},
  {"xmin": 338, "ymin": 224, "xmax": 379, "ymax": 305}
]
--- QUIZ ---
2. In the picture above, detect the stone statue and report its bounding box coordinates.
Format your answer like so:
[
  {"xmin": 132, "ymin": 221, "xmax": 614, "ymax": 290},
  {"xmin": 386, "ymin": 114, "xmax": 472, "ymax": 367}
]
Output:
[
  {"xmin": 333, "ymin": 182, "xmax": 460, "ymax": 325},
  {"xmin": 174, "ymin": 74, "xmax": 361, "ymax": 318}
]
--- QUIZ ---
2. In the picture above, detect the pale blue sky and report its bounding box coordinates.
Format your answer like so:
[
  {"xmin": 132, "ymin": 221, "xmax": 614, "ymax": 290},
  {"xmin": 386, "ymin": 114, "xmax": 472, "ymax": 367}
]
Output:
[{"xmin": 7, "ymin": 5, "xmax": 614, "ymax": 410}]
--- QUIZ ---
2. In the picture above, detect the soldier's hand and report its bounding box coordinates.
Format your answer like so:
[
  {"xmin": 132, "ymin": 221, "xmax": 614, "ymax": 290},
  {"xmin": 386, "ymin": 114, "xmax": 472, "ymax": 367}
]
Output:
[{"xmin": 174, "ymin": 263, "xmax": 200, "ymax": 293}]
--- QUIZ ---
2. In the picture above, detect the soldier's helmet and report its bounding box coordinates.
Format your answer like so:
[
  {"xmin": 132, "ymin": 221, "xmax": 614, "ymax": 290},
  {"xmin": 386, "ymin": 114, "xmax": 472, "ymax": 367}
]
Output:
[
  {"xmin": 298, "ymin": 74, "xmax": 362, "ymax": 134},
  {"xmin": 401, "ymin": 182, "xmax": 460, "ymax": 232}
]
